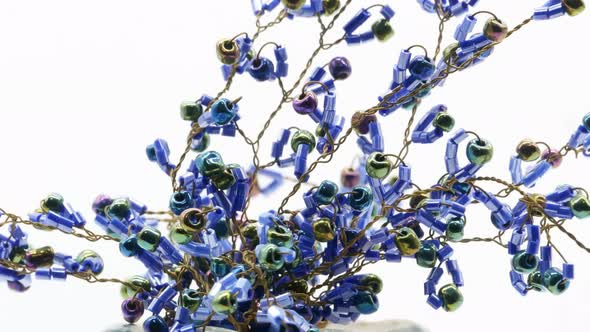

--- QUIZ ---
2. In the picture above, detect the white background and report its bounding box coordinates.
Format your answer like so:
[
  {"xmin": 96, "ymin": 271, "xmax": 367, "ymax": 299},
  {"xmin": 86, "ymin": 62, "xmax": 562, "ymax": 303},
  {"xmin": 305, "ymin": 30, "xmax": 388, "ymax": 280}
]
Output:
[{"xmin": 0, "ymin": 1, "xmax": 589, "ymax": 331}]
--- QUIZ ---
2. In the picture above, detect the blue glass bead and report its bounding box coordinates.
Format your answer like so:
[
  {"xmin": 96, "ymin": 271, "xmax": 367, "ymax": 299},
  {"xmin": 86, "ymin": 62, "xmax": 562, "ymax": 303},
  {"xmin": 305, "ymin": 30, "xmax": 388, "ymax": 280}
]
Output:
[
  {"xmin": 512, "ymin": 251, "xmax": 539, "ymax": 274},
  {"xmin": 416, "ymin": 242, "xmax": 438, "ymax": 268},
  {"xmin": 408, "ymin": 56, "xmax": 435, "ymax": 81},
  {"xmin": 143, "ymin": 315, "xmax": 169, "ymax": 332},
  {"xmin": 328, "ymin": 56, "xmax": 352, "ymax": 80},
  {"xmin": 351, "ymin": 290, "xmax": 379, "ymax": 314},
  {"xmin": 349, "ymin": 186, "xmax": 373, "ymax": 211},
  {"xmin": 248, "ymin": 57, "xmax": 275, "ymax": 81},
  {"xmin": 313, "ymin": 180, "xmax": 339, "ymax": 205},
  {"xmin": 543, "ymin": 267, "xmax": 570, "ymax": 295},
  {"xmin": 211, "ymin": 98, "xmax": 238, "ymax": 125},
  {"xmin": 583, "ymin": 112, "xmax": 590, "ymax": 131},
  {"xmin": 119, "ymin": 235, "xmax": 140, "ymax": 257},
  {"xmin": 438, "ymin": 284, "xmax": 463, "ymax": 312},
  {"xmin": 466, "ymin": 138, "xmax": 494, "ymax": 165},
  {"xmin": 121, "ymin": 298, "xmax": 145, "ymax": 324},
  {"xmin": 169, "ymin": 191, "xmax": 193, "ymax": 215}
]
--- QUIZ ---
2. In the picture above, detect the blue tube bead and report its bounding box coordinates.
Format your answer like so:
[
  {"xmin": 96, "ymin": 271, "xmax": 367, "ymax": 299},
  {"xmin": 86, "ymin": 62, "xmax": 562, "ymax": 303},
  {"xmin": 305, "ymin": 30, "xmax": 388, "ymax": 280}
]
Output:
[
  {"xmin": 427, "ymin": 294, "xmax": 443, "ymax": 309},
  {"xmin": 343, "ymin": 9, "xmax": 371, "ymax": 35},
  {"xmin": 437, "ymin": 245, "xmax": 454, "ymax": 261},
  {"xmin": 563, "ymin": 263, "xmax": 574, "ymax": 279}
]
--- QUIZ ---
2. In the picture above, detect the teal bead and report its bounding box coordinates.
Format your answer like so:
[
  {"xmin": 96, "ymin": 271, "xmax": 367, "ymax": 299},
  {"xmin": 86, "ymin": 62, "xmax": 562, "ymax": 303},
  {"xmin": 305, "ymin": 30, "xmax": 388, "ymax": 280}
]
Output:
[
  {"xmin": 313, "ymin": 180, "xmax": 339, "ymax": 205},
  {"xmin": 511, "ymin": 251, "xmax": 539, "ymax": 274},
  {"xmin": 169, "ymin": 191, "xmax": 194, "ymax": 215},
  {"xmin": 210, "ymin": 167, "xmax": 236, "ymax": 190},
  {"xmin": 445, "ymin": 217, "xmax": 465, "ymax": 242},
  {"xmin": 291, "ymin": 130, "xmax": 316, "ymax": 152},
  {"xmin": 349, "ymin": 186, "xmax": 373, "ymax": 211},
  {"xmin": 371, "ymin": 19, "xmax": 394, "ymax": 42},
  {"xmin": 107, "ymin": 198, "xmax": 131, "ymax": 220},
  {"xmin": 119, "ymin": 235, "xmax": 140, "ymax": 257},
  {"xmin": 137, "ymin": 227, "xmax": 161, "ymax": 252},
  {"xmin": 570, "ymin": 194, "xmax": 590, "ymax": 219},
  {"xmin": 195, "ymin": 151, "xmax": 225, "ymax": 178},
  {"xmin": 466, "ymin": 138, "xmax": 494, "ymax": 165},
  {"xmin": 366, "ymin": 152, "xmax": 393, "ymax": 179},
  {"xmin": 211, "ymin": 98, "xmax": 237, "ymax": 125},
  {"xmin": 542, "ymin": 267, "xmax": 570, "ymax": 295},
  {"xmin": 181, "ymin": 289, "xmax": 202, "ymax": 313},
  {"xmin": 408, "ymin": 56, "xmax": 435, "ymax": 81},
  {"xmin": 433, "ymin": 112, "xmax": 455, "ymax": 132},
  {"xmin": 267, "ymin": 225, "xmax": 294, "ymax": 248},
  {"xmin": 42, "ymin": 193, "xmax": 64, "ymax": 213},
  {"xmin": 191, "ymin": 133, "xmax": 210, "ymax": 152},
  {"xmin": 395, "ymin": 227, "xmax": 421, "ymax": 256},
  {"xmin": 180, "ymin": 101, "xmax": 203, "ymax": 122},
  {"xmin": 583, "ymin": 112, "xmax": 590, "ymax": 131},
  {"xmin": 212, "ymin": 290, "xmax": 238, "ymax": 314},
  {"xmin": 211, "ymin": 218, "xmax": 231, "ymax": 238},
  {"xmin": 143, "ymin": 315, "xmax": 169, "ymax": 332},
  {"xmin": 360, "ymin": 274, "xmax": 383, "ymax": 294},
  {"xmin": 527, "ymin": 270, "xmax": 546, "ymax": 292},
  {"xmin": 415, "ymin": 243, "xmax": 437, "ymax": 268},
  {"xmin": 439, "ymin": 284, "xmax": 463, "ymax": 312},
  {"xmin": 258, "ymin": 244, "xmax": 284, "ymax": 272},
  {"xmin": 210, "ymin": 257, "xmax": 232, "ymax": 279},
  {"xmin": 351, "ymin": 290, "xmax": 379, "ymax": 314}
]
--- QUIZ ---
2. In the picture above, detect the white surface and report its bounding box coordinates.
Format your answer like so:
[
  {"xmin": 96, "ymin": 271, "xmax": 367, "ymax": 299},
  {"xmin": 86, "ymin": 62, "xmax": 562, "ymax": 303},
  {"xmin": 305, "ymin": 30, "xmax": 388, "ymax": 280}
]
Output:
[{"xmin": 0, "ymin": 1, "xmax": 589, "ymax": 331}]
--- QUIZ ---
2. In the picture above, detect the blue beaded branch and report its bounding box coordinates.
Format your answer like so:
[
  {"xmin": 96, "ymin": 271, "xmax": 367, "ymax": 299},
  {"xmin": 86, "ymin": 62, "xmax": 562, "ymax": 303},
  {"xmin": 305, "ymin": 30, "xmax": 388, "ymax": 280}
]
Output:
[{"xmin": 0, "ymin": 1, "xmax": 589, "ymax": 332}]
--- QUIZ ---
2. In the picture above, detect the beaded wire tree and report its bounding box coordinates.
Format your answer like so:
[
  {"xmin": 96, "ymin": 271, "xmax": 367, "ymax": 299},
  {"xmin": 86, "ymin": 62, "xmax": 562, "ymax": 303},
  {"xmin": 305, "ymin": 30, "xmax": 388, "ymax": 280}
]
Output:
[{"xmin": 1, "ymin": 0, "xmax": 589, "ymax": 331}]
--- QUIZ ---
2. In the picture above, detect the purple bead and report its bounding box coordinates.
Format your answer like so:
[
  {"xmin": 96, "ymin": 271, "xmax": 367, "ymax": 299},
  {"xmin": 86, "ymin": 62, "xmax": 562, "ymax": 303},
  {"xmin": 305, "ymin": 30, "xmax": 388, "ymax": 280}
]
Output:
[
  {"xmin": 92, "ymin": 194, "xmax": 113, "ymax": 216},
  {"xmin": 351, "ymin": 111, "xmax": 377, "ymax": 135},
  {"xmin": 341, "ymin": 167, "xmax": 361, "ymax": 188},
  {"xmin": 329, "ymin": 56, "xmax": 352, "ymax": 80},
  {"xmin": 293, "ymin": 91, "xmax": 318, "ymax": 115},
  {"xmin": 542, "ymin": 149, "xmax": 562, "ymax": 168},
  {"xmin": 122, "ymin": 298, "xmax": 145, "ymax": 324}
]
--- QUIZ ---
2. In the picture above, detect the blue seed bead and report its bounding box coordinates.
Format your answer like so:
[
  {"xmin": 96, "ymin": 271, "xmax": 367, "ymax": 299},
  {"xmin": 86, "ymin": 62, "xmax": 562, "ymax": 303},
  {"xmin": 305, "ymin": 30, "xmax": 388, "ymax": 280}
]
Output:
[
  {"xmin": 211, "ymin": 98, "xmax": 238, "ymax": 125},
  {"xmin": 349, "ymin": 186, "xmax": 373, "ymax": 211},
  {"xmin": 408, "ymin": 56, "xmax": 435, "ymax": 81},
  {"xmin": 143, "ymin": 315, "xmax": 169, "ymax": 332},
  {"xmin": 312, "ymin": 180, "xmax": 339, "ymax": 205},
  {"xmin": 351, "ymin": 290, "xmax": 379, "ymax": 314},
  {"xmin": 119, "ymin": 235, "xmax": 141, "ymax": 257},
  {"xmin": 248, "ymin": 57, "xmax": 275, "ymax": 81},
  {"xmin": 169, "ymin": 191, "xmax": 194, "ymax": 215}
]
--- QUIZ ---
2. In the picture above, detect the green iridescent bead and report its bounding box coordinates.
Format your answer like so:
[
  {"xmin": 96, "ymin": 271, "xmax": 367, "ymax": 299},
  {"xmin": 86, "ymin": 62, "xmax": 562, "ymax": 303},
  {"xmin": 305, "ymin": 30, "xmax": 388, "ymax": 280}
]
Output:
[
  {"xmin": 366, "ymin": 152, "xmax": 393, "ymax": 179},
  {"xmin": 433, "ymin": 112, "xmax": 455, "ymax": 132},
  {"xmin": 179, "ymin": 208, "xmax": 206, "ymax": 232},
  {"xmin": 107, "ymin": 198, "xmax": 131, "ymax": 220},
  {"xmin": 528, "ymin": 270, "xmax": 546, "ymax": 292},
  {"xmin": 466, "ymin": 138, "xmax": 494, "ymax": 165},
  {"xmin": 583, "ymin": 112, "xmax": 590, "ymax": 131},
  {"xmin": 281, "ymin": 0, "xmax": 306, "ymax": 10},
  {"xmin": 516, "ymin": 140, "xmax": 541, "ymax": 162},
  {"xmin": 137, "ymin": 227, "xmax": 161, "ymax": 252},
  {"xmin": 212, "ymin": 290, "xmax": 238, "ymax": 314},
  {"xmin": 286, "ymin": 279, "xmax": 309, "ymax": 294},
  {"xmin": 76, "ymin": 249, "xmax": 104, "ymax": 275},
  {"xmin": 439, "ymin": 284, "xmax": 464, "ymax": 312},
  {"xmin": 415, "ymin": 243, "xmax": 437, "ymax": 268},
  {"xmin": 258, "ymin": 244, "xmax": 285, "ymax": 272},
  {"xmin": 315, "ymin": 124, "xmax": 327, "ymax": 137},
  {"xmin": 216, "ymin": 39, "xmax": 240, "ymax": 65},
  {"xmin": 351, "ymin": 290, "xmax": 379, "ymax": 314},
  {"xmin": 562, "ymin": 0, "xmax": 585, "ymax": 16},
  {"xmin": 395, "ymin": 227, "xmax": 421, "ymax": 256},
  {"xmin": 360, "ymin": 274, "xmax": 383, "ymax": 294},
  {"xmin": 242, "ymin": 223, "xmax": 260, "ymax": 248},
  {"xmin": 443, "ymin": 43, "xmax": 459, "ymax": 62},
  {"xmin": 42, "ymin": 193, "xmax": 64, "ymax": 213},
  {"xmin": 210, "ymin": 167, "xmax": 236, "ymax": 190},
  {"xmin": 181, "ymin": 289, "xmax": 202, "ymax": 313},
  {"xmin": 409, "ymin": 193, "xmax": 429, "ymax": 209},
  {"xmin": 543, "ymin": 267, "xmax": 570, "ymax": 295},
  {"xmin": 291, "ymin": 130, "xmax": 316, "ymax": 152},
  {"xmin": 569, "ymin": 194, "xmax": 590, "ymax": 219},
  {"xmin": 512, "ymin": 251, "xmax": 539, "ymax": 274},
  {"xmin": 210, "ymin": 257, "xmax": 232, "ymax": 279},
  {"xmin": 322, "ymin": 0, "xmax": 340, "ymax": 15},
  {"xmin": 313, "ymin": 180, "xmax": 339, "ymax": 205},
  {"xmin": 313, "ymin": 218, "xmax": 335, "ymax": 242},
  {"xmin": 120, "ymin": 275, "xmax": 151, "ymax": 298},
  {"xmin": 371, "ymin": 19, "xmax": 394, "ymax": 42},
  {"xmin": 445, "ymin": 217, "xmax": 465, "ymax": 242},
  {"xmin": 9, "ymin": 247, "xmax": 26, "ymax": 264},
  {"xmin": 25, "ymin": 246, "xmax": 54, "ymax": 269},
  {"xmin": 191, "ymin": 133, "xmax": 210, "ymax": 153},
  {"xmin": 195, "ymin": 151, "xmax": 225, "ymax": 178},
  {"xmin": 267, "ymin": 225, "xmax": 293, "ymax": 248},
  {"xmin": 349, "ymin": 186, "xmax": 373, "ymax": 211},
  {"xmin": 180, "ymin": 101, "xmax": 202, "ymax": 122},
  {"xmin": 170, "ymin": 224, "xmax": 192, "ymax": 245}
]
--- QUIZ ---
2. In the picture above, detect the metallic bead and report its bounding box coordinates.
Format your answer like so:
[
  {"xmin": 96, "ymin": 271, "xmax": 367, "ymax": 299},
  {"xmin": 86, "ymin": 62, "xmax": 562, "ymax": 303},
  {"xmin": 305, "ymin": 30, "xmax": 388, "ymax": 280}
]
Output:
[
  {"xmin": 313, "ymin": 180, "xmax": 339, "ymax": 205},
  {"xmin": 25, "ymin": 246, "xmax": 55, "ymax": 269},
  {"xmin": 120, "ymin": 236, "xmax": 141, "ymax": 257},
  {"xmin": 408, "ymin": 56, "xmax": 435, "ymax": 81},
  {"xmin": 438, "ymin": 284, "xmax": 464, "ymax": 312},
  {"xmin": 195, "ymin": 151, "xmax": 225, "ymax": 178},
  {"xmin": 42, "ymin": 193, "xmax": 64, "ymax": 213},
  {"xmin": 179, "ymin": 208, "xmax": 206, "ymax": 232},
  {"xmin": 120, "ymin": 275, "xmax": 151, "ymax": 298},
  {"xmin": 366, "ymin": 152, "xmax": 393, "ymax": 179},
  {"xmin": 329, "ymin": 56, "xmax": 352, "ymax": 80},
  {"xmin": 543, "ymin": 267, "xmax": 570, "ymax": 295},
  {"xmin": 191, "ymin": 133, "xmax": 210, "ymax": 152},
  {"xmin": 512, "ymin": 251, "xmax": 539, "ymax": 274},
  {"xmin": 248, "ymin": 57, "xmax": 275, "ymax": 81},
  {"xmin": 181, "ymin": 289, "xmax": 202, "ymax": 313},
  {"xmin": 341, "ymin": 167, "xmax": 361, "ymax": 188},
  {"xmin": 267, "ymin": 225, "xmax": 294, "ymax": 248},
  {"xmin": 242, "ymin": 223, "xmax": 260, "ymax": 248},
  {"xmin": 216, "ymin": 39, "xmax": 240, "ymax": 65},
  {"xmin": 466, "ymin": 138, "xmax": 494, "ymax": 165},
  {"xmin": 394, "ymin": 227, "xmax": 421, "ymax": 256},
  {"xmin": 360, "ymin": 274, "xmax": 383, "ymax": 294},
  {"xmin": 76, "ymin": 249, "xmax": 104, "ymax": 275},
  {"xmin": 293, "ymin": 91, "xmax": 318, "ymax": 115},
  {"xmin": 121, "ymin": 298, "xmax": 145, "ymax": 324},
  {"xmin": 528, "ymin": 270, "xmax": 546, "ymax": 292},
  {"xmin": 349, "ymin": 186, "xmax": 373, "ymax": 211},
  {"xmin": 542, "ymin": 149, "xmax": 562, "ymax": 168},
  {"xmin": 180, "ymin": 100, "xmax": 202, "ymax": 122},
  {"xmin": 137, "ymin": 227, "xmax": 161, "ymax": 252},
  {"xmin": 313, "ymin": 218, "xmax": 336, "ymax": 242},
  {"xmin": 210, "ymin": 167, "xmax": 236, "ymax": 190},
  {"xmin": 9, "ymin": 247, "xmax": 26, "ymax": 264},
  {"xmin": 351, "ymin": 290, "xmax": 379, "ymax": 314},
  {"xmin": 107, "ymin": 198, "xmax": 132, "ymax": 220},
  {"xmin": 351, "ymin": 111, "xmax": 377, "ymax": 135},
  {"xmin": 212, "ymin": 290, "xmax": 238, "ymax": 314},
  {"xmin": 445, "ymin": 217, "xmax": 465, "ymax": 242},
  {"xmin": 516, "ymin": 140, "xmax": 541, "ymax": 162},
  {"xmin": 322, "ymin": 0, "xmax": 340, "ymax": 15},
  {"xmin": 291, "ymin": 130, "xmax": 316, "ymax": 152},
  {"xmin": 169, "ymin": 191, "xmax": 194, "ymax": 215},
  {"xmin": 286, "ymin": 279, "xmax": 309, "ymax": 294},
  {"xmin": 415, "ymin": 243, "xmax": 437, "ymax": 268},
  {"xmin": 443, "ymin": 43, "xmax": 459, "ymax": 62},
  {"xmin": 143, "ymin": 315, "xmax": 169, "ymax": 332},
  {"xmin": 409, "ymin": 193, "xmax": 428, "ymax": 209},
  {"xmin": 281, "ymin": 0, "xmax": 306, "ymax": 10},
  {"xmin": 433, "ymin": 112, "xmax": 455, "ymax": 132},
  {"xmin": 92, "ymin": 194, "xmax": 113, "ymax": 216},
  {"xmin": 529, "ymin": 194, "xmax": 547, "ymax": 217},
  {"xmin": 570, "ymin": 194, "xmax": 590, "ymax": 219},
  {"xmin": 483, "ymin": 18, "xmax": 508, "ymax": 42},
  {"xmin": 170, "ymin": 224, "xmax": 192, "ymax": 245},
  {"xmin": 211, "ymin": 98, "xmax": 238, "ymax": 125},
  {"xmin": 583, "ymin": 112, "xmax": 590, "ymax": 131},
  {"xmin": 258, "ymin": 244, "xmax": 285, "ymax": 271},
  {"xmin": 371, "ymin": 19, "xmax": 395, "ymax": 42},
  {"xmin": 562, "ymin": 0, "xmax": 585, "ymax": 16}
]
